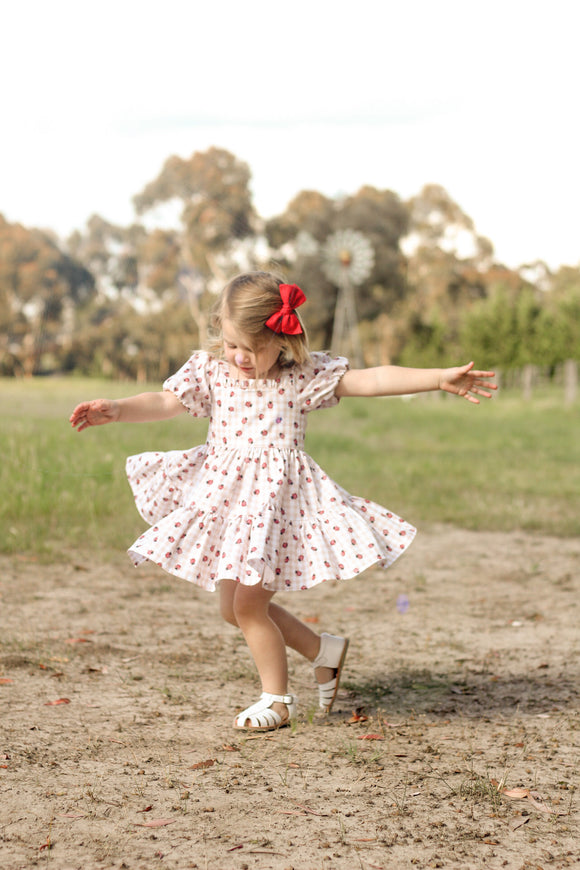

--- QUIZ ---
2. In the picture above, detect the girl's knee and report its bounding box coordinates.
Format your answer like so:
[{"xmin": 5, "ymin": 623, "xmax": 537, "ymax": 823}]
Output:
[
  {"xmin": 221, "ymin": 603, "xmax": 238, "ymax": 626},
  {"xmin": 219, "ymin": 579, "xmax": 238, "ymax": 626},
  {"xmin": 232, "ymin": 583, "xmax": 274, "ymax": 624}
]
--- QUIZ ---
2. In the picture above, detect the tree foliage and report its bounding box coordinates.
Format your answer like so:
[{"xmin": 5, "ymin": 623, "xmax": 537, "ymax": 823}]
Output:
[
  {"xmin": 3, "ymin": 149, "xmax": 579, "ymax": 381},
  {"xmin": 133, "ymin": 146, "xmax": 256, "ymax": 278},
  {"xmin": 265, "ymin": 185, "xmax": 409, "ymax": 350},
  {"xmin": 0, "ymin": 214, "xmax": 95, "ymax": 375}
]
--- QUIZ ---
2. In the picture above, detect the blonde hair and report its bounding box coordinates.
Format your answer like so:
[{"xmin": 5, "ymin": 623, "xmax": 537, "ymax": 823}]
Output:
[{"xmin": 209, "ymin": 271, "xmax": 310, "ymax": 368}]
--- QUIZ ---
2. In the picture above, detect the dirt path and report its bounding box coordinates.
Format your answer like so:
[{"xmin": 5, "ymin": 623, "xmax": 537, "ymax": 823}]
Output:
[{"xmin": 1, "ymin": 527, "xmax": 579, "ymax": 869}]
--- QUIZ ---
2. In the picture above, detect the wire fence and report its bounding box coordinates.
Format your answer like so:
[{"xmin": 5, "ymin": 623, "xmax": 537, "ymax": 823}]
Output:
[{"xmin": 494, "ymin": 359, "xmax": 578, "ymax": 404}]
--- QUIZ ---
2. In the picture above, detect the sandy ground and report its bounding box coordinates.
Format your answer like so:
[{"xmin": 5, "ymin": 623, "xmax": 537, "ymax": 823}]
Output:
[{"xmin": 1, "ymin": 526, "xmax": 579, "ymax": 870}]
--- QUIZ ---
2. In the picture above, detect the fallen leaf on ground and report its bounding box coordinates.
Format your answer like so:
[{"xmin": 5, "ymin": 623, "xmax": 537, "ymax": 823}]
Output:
[
  {"xmin": 189, "ymin": 759, "xmax": 216, "ymax": 770},
  {"xmin": 497, "ymin": 786, "xmax": 530, "ymax": 799},
  {"xmin": 136, "ymin": 805, "xmax": 153, "ymax": 813},
  {"xmin": 44, "ymin": 698, "xmax": 71, "ymax": 706},
  {"xmin": 492, "ymin": 780, "xmax": 560, "ymax": 814},
  {"xmin": 357, "ymin": 734, "xmax": 385, "ymax": 740},
  {"xmin": 348, "ymin": 711, "xmax": 368, "ymax": 724},
  {"xmin": 0, "ymin": 678, "xmax": 14, "ymax": 684},
  {"xmin": 65, "ymin": 638, "xmax": 91, "ymax": 644}
]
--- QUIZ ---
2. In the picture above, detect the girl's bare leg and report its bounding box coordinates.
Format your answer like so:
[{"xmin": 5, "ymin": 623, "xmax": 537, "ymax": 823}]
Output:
[
  {"xmin": 267, "ymin": 602, "xmax": 335, "ymax": 684},
  {"xmin": 219, "ymin": 581, "xmax": 334, "ymax": 687},
  {"xmin": 221, "ymin": 580, "xmax": 289, "ymax": 721}
]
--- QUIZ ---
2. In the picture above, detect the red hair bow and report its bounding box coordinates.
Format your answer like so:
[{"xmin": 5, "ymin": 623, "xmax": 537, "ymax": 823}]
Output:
[{"xmin": 265, "ymin": 284, "xmax": 306, "ymax": 335}]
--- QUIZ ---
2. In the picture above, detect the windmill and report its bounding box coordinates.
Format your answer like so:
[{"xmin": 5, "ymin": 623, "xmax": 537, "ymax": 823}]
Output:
[{"xmin": 321, "ymin": 229, "xmax": 374, "ymax": 366}]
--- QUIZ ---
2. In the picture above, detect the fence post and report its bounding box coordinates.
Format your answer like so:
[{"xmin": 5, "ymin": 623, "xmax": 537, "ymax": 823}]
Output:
[
  {"xmin": 564, "ymin": 359, "xmax": 578, "ymax": 406},
  {"xmin": 522, "ymin": 364, "xmax": 534, "ymax": 401}
]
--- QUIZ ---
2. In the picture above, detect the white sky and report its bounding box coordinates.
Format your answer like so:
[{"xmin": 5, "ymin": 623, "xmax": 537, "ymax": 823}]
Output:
[{"xmin": 2, "ymin": 0, "xmax": 579, "ymax": 270}]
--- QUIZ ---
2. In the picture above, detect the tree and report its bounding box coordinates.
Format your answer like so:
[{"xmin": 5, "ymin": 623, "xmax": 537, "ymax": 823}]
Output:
[
  {"xmin": 133, "ymin": 146, "xmax": 257, "ymax": 280},
  {"xmin": 458, "ymin": 284, "xmax": 544, "ymax": 370},
  {"xmin": 67, "ymin": 214, "xmax": 144, "ymax": 298},
  {"xmin": 383, "ymin": 185, "xmax": 502, "ymax": 366},
  {"xmin": 0, "ymin": 215, "xmax": 94, "ymax": 375},
  {"xmin": 403, "ymin": 184, "xmax": 493, "ymax": 313},
  {"xmin": 264, "ymin": 186, "xmax": 409, "ymax": 352},
  {"xmin": 131, "ymin": 147, "xmax": 259, "ymax": 341},
  {"xmin": 536, "ymin": 266, "xmax": 580, "ymax": 365},
  {"xmin": 63, "ymin": 299, "xmax": 199, "ymax": 382}
]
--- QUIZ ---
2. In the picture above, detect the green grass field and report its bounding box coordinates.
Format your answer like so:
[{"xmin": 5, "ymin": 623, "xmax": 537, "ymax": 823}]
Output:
[{"xmin": 2, "ymin": 377, "xmax": 579, "ymax": 559}]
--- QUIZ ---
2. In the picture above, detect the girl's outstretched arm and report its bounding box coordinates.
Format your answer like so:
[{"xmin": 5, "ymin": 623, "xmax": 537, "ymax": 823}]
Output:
[
  {"xmin": 335, "ymin": 361, "xmax": 496, "ymax": 404},
  {"xmin": 70, "ymin": 391, "xmax": 186, "ymax": 432}
]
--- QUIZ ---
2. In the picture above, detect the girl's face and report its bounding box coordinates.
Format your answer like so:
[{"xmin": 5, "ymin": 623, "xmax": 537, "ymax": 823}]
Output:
[{"xmin": 222, "ymin": 318, "xmax": 281, "ymax": 379}]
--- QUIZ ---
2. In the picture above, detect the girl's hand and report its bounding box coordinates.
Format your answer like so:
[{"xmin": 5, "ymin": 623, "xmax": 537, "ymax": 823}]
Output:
[
  {"xmin": 70, "ymin": 399, "xmax": 120, "ymax": 432},
  {"xmin": 439, "ymin": 362, "xmax": 497, "ymax": 404}
]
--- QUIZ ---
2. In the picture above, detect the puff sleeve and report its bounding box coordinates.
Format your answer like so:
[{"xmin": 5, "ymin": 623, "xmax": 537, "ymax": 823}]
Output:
[
  {"xmin": 162, "ymin": 351, "xmax": 214, "ymax": 417},
  {"xmin": 296, "ymin": 352, "xmax": 349, "ymax": 412}
]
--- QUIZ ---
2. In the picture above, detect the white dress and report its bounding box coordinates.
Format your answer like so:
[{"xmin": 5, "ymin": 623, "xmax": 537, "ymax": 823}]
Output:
[{"xmin": 126, "ymin": 351, "xmax": 416, "ymax": 592}]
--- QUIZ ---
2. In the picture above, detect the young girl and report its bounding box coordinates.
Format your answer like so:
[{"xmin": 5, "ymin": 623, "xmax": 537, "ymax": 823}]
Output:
[{"xmin": 70, "ymin": 272, "xmax": 496, "ymax": 731}]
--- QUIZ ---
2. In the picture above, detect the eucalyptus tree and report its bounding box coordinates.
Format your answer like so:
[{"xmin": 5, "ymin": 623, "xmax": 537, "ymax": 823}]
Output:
[
  {"xmin": 264, "ymin": 186, "xmax": 409, "ymax": 351},
  {"xmin": 132, "ymin": 146, "xmax": 258, "ymax": 339},
  {"xmin": 0, "ymin": 214, "xmax": 94, "ymax": 375}
]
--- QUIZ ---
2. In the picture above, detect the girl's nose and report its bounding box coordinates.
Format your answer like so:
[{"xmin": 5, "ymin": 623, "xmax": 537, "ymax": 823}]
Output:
[{"xmin": 235, "ymin": 352, "xmax": 247, "ymax": 367}]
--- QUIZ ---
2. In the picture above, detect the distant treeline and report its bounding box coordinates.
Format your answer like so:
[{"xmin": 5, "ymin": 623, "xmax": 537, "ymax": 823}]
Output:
[{"xmin": 1, "ymin": 147, "xmax": 579, "ymax": 380}]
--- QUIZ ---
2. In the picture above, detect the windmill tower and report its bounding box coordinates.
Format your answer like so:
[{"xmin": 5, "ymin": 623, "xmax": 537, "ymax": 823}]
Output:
[{"xmin": 322, "ymin": 229, "xmax": 374, "ymax": 367}]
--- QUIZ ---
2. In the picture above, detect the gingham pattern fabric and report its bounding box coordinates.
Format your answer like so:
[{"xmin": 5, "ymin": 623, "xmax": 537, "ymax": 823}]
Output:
[{"xmin": 126, "ymin": 351, "xmax": 416, "ymax": 591}]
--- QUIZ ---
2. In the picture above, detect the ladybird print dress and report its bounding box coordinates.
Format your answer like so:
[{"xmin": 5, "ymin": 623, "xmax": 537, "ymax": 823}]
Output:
[{"xmin": 126, "ymin": 351, "xmax": 416, "ymax": 592}]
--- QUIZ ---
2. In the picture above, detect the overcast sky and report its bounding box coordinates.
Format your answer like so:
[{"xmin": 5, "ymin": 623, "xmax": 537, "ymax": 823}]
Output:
[{"xmin": 2, "ymin": 0, "xmax": 579, "ymax": 270}]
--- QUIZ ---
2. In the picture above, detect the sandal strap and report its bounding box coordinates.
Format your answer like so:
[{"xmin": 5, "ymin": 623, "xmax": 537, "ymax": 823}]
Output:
[
  {"xmin": 234, "ymin": 692, "xmax": 297, "ymax": 730},
  {"xmin": 260, "ymin": 692, "xmax": 295, "ymax": 706},
  {"xmin": 317, "ymin": 677, "xmax": 339, "ymax": 706},
  {"xmin": 313, "ymin": 635, "xmax": 350, "ymax": 712}
]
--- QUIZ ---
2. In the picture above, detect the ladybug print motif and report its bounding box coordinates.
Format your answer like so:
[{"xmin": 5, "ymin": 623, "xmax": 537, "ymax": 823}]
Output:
[{"xmin": 126, "ymin": 351, "xmax": 416, "ymax": 591}]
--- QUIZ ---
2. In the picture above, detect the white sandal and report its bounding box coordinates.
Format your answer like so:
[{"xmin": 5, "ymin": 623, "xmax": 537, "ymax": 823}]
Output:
[
  {"xmin": 233, "ymin": 692, "xmax": 297, "ymax": 731},
  {"xmin": 313, "ymin": 633, "xmax": 350, "ymax": 712}
]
